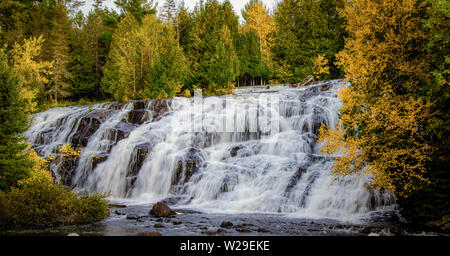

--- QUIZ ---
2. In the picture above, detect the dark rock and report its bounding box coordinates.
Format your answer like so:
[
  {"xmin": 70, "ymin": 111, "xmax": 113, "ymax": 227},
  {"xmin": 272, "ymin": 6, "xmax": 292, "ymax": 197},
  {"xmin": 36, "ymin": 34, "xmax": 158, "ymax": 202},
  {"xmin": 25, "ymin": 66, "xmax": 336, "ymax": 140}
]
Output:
[
  {"xmin": 126, "ymin": 214, "xmax": 140, "ymax": 220},
  {"xmin": 132, "ymin": 100, "xmax": 147, "ymax": 110},
  {"xmin": 108, "ymin": 122, "xmax": 135, "ymax": 142},
  {"xmin": 127, "ymin": 110, "xmax": 149, "ymax": 125},
  {"xmin": 148, "ymin": 99, "xmax": 169, "ymax": 120},
  {"xmin": 107, "ymin": 204, "xmax": 127, "ymax": 208},
  {"xmin": 126, "ymin": 143, "xmax": 152, "ymax": 194},
  {"xmin": 320, "ymin": 84, "xmax": 331, "ymax": 91},
  {"xmin": 92, "ymin": 153, "xmax": 109, "ymax": 170},
  {"xmin": 137, "ymin": 232, "xmax": 162, "ymax": 236},
  {"xmin": 173, "ymin": 221, "xmax": 182, "ymax": 225},
  {"xmin": 172, "ymin": 148, "xmax": 204, "ymax": 186},
  {"xmin": 220, "ymin": 221, "xmax": 233, "ymax": 228},
  {"xmin": 257, "ymin": 227, "xmax": 269, "ymax": 233},
  {"xmin": 217, "ymin": 229, "xmax": 227, "ymax": 233},
  {"xmin": 154, "ymin": 223, "xmax": 165, "ymax": 228},
  {"xmin": 149, "ymin": 202, "xmax": 176, "ymax": 217},
  {"xmin": 71, "ymin": 109, "xmax": 113, "ymax": 147},
  {"xmin": 230, "ymin": 145, "xmax": 242, "ymax": 157},
  {"xmin": 235, "ymin": 227, "xmax": 251, "ymax": 233},
  {"xmin": 285, "ymin": 167, "xmax": 308, "ymax": 193}
]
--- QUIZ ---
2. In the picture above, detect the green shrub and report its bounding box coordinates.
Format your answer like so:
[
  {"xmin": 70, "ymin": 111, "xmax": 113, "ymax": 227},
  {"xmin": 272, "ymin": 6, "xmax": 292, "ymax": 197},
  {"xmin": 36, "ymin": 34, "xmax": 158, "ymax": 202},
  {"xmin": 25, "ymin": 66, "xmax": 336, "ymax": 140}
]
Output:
[{"xmin": 0, "ymin": 163, "xmax": 109, "ymax": 229}]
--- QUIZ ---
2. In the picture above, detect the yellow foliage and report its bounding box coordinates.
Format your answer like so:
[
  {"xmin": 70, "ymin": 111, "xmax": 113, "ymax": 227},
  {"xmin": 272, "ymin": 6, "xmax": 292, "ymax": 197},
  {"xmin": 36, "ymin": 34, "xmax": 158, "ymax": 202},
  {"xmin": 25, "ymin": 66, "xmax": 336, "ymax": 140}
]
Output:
[
  {"xmin": 313, "ymin": 54, "xmax": 330, "ymax": 80},
  {"xmin": 242, "ymin": 0, "xmax": 275, "ymax": 63},
  {"xmin": 11, "ymin": 36, "xmax": 53, "ymax": 112},
  {"xmin": 319, "ymin": 0, "xmax": 435, "ymax": 198},
  {"xmin": 58, "ymin": 144, "xmax": 81, "ymax": 158}
]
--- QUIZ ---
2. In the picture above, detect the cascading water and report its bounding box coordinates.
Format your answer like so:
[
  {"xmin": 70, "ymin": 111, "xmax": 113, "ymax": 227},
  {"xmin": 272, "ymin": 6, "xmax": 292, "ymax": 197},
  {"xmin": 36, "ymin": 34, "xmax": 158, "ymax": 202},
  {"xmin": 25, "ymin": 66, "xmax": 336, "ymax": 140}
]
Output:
[{"xmin": 25, "ymin": 80, "xmax": 394, "ymax": 222}]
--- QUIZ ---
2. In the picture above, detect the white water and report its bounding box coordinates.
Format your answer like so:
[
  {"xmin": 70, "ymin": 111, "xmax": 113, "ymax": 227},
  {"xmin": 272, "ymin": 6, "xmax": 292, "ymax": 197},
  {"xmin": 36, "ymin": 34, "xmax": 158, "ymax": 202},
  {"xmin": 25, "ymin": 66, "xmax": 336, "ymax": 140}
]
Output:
[{"xmin": 25, "ymin": 80, "xmax": 394, "ymax": 221}]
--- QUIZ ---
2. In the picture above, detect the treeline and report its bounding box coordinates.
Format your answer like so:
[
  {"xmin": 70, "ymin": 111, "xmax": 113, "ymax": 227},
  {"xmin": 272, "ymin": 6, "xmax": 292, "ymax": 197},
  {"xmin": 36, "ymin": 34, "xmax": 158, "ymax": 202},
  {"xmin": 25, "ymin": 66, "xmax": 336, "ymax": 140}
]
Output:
[{"xmin": 0, "ymin": 0, "xmax": 346, "ymax": 105}]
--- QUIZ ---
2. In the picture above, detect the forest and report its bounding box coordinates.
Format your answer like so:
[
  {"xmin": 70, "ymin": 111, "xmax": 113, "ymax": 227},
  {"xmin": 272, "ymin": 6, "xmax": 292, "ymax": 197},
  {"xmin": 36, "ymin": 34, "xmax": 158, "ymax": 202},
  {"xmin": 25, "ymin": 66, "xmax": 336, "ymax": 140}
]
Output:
[{"xmin": 0, "ymin": 0, "xmax": 449, "ymax": 233}]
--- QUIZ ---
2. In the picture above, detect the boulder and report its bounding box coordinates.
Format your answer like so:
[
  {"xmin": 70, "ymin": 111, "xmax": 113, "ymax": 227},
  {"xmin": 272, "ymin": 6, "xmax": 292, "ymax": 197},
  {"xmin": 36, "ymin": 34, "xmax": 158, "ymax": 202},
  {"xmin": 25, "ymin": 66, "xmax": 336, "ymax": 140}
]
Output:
[
  {"xmin": 320, "ymin": 84, "xmax": 331, "ymax": 91},
  {"xmin": 230, "ymin": 145, "xmax": 242, "ymax": 157},
  {"xmin": 137, "ymin": 232, "xmax": 162, "ymax": 236},
  {"xmin": 220, "ymin": 221, "xmax": 233, "ymax": 228},
  {"xmin": 149, "ymin": 202, "xmax": 176, "ymax": 217}
]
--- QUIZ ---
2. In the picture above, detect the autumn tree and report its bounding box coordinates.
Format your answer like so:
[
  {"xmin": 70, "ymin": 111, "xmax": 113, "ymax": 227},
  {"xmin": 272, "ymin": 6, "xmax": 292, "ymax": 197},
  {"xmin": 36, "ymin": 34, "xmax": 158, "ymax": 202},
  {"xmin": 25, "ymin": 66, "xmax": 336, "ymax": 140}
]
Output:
[
  {"xmin": 242, "ymin": 0, "xmax": 274, "ymax": 68},
  {"xmin": 318, "ymin": 0, "xmax": 443, "ymax": 206},
  {"xmin": 11, "ymin": 36, "xmax": 52, "ymax": 112}
]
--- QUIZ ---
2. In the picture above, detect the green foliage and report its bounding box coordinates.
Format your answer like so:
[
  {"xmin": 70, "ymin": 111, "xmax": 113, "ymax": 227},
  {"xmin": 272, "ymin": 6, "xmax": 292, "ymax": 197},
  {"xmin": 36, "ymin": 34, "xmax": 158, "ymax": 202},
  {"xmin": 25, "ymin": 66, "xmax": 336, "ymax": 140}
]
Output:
[
  {"xmin": 186, "ymin": 0, "xmax": 239, "ymax": 93},
  {"xmin": 145, "ymin": 25, "xmax": 188, "ymax": 98},
  {"xmin": 272, "ymin": 0, "xmax": 346, "ymax": 83},
  {"xmin": 0, "ymin": 50, "xmax": 32, "ymax": 190},
  {"xmin": 0, "ymin": 173, "xmax": 109, "ymax": 228}
]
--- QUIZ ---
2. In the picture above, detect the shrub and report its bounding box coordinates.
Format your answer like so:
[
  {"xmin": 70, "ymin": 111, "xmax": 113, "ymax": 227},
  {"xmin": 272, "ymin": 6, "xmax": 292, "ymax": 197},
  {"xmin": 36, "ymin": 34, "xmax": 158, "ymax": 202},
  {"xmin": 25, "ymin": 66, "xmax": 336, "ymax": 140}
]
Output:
[{"xmin": 0, "ymin": 150, "xmax": 109, "ymax": 229}]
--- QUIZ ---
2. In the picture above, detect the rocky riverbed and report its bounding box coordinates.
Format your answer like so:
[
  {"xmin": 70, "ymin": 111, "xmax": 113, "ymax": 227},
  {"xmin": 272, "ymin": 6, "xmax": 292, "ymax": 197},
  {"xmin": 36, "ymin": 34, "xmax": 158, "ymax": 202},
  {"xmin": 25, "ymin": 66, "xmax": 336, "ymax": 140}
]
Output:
[{"xmin": 0, "ymin": 202, "xmax": 444, "ymax": 236}]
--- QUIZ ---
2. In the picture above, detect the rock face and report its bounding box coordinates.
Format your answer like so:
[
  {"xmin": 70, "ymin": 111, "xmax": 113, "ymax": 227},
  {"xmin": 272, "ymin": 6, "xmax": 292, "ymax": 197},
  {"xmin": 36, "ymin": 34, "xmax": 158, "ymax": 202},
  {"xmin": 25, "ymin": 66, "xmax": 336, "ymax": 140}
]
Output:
[
  {"xmin": 71, "ymin": 110, "xmax": 112, "ymax": 147},
  {"xmin": 149, "ymin": 202, "xmax": 176, "ymax": 217},
  {"xmin": 172, "ymin": 148, "xmax": 204, "ymax": 186}
]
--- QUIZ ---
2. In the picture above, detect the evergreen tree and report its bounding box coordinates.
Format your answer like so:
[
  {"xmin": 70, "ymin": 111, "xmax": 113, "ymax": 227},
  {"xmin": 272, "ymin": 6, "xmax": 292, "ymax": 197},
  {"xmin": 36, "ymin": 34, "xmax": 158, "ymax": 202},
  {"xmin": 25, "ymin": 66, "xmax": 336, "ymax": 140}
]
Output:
[
  {"xmin": 114, "ymin": 0, "xmax": 157, "ymax": 22},
  {"xmin": 48, "ymin": 2, "xmax": 72, "ymax": 103},
  {"xmin": 0, "ymin": 49, "xmax": 32, "ymax": 190},
  {"xmin": 187, "ymin": 0, "xmax": 239, "ymax": 93},
  {"xmin": 160, "ymin": 0, "xmax": 177, "ymax": 25},
  {"xmin": 272, "ymin": 0, "xmax": 345, "ymax": 83},
  {"xmin": 146, "ymin": 24, "xmax": 187, "ymax": 98}
]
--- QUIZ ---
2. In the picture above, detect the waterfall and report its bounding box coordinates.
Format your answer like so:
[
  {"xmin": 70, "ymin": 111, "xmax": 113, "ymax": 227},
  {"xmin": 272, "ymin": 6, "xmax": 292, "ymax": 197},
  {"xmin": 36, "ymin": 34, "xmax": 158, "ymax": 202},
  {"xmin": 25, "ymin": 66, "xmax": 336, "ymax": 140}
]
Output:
[{"xmin": 25, "ymin": 80, "xmax": 394, "ymax": 221}]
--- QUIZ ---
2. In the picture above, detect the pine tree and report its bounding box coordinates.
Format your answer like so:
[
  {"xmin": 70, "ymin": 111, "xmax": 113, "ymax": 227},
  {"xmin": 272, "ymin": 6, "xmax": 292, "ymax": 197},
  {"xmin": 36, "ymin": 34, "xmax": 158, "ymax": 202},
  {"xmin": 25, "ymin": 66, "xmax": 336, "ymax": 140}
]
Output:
[
  {"xmin": 114, "ymin": 0, "xmax": 157, "ymax": 22},
  {"xmin": 146, "ymin": 24, "xmax": 187, "ymax": 98},
  {"xmin": 0, "ymin": 49, "xmax": 32, "ymax": 190},
  {"xmin": 160, "ymin": 0, "xmax": 177, "ymax": 25},
  {"xmin": 48, "ymin": 3, "xmax": 72, "ymax": 104},
  {"xmin": 102, "ymin": 13, "xmax": 140, "ymax": 102},
  {"xmin": 272, "ymin": 0, "xmax": 345, "ymax": 83}
]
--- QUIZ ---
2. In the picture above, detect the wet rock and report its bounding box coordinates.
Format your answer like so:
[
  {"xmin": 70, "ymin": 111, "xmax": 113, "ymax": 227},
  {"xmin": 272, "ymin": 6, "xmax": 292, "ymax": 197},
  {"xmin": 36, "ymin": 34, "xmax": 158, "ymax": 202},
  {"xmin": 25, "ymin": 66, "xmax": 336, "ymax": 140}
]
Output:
[
  {"xmin": 132, "ymin": 100, "xmax": 147, "ymax": 110},
  {"xmin": 173, "ymin": 221, "xmax": 182, "ymax": 225},
  {"xmin": 125, "ymin": 143, "xmax": 152, "ymax": 194},
  {"xmin": 137, "ymin": 232, "xmax": 162, "ymax": 236},
  {"xmin": 92, "ymin": 153, "xmax": 109, "ymax": 170},
  {"xmin": 108, "ymin": 122, "xmax": 135, "ymax": 142},
  {"xmin": 127, "ymin": 110, "xmax": 149, "ymax": 125},
  {"xmin": 220, "ymin": 221, "xmax": 233, "ymax": 228},
  {"xmin": 71, "ymin": 109, "xmax": 113, "ymax": 147},
  {"xmin": 148, "ymin": 99, "xmax": 169, "ymax": 120},
  {"xmin": 154, "ymin": 223, "xmax": 165, "ymax": 228},
  {"xmin": 285, "ymin": 167, "xmax": 307, "ymax": 193},
  {"xmin": 230, "ymin": 146, "xmax": 242, "ymax": 157},
  {"xmin": 126, "ymin": 213, "xmax": 140, "ymax": 220},
  {"xmin": 320, "ymin": 84, "xmax": 331, "ymax": 91},
  {"xmin": 172, "ymin": 148, "xmax": 203, "ymax": 185},
  {"xmin": 108, "ymin": 204, "xmax": 127, "ymax": 208},
  {"xmin": 217, "ymin": 229, "xmax": 227, "ymax": 233},
  {"xmin": 149, "ymin": 202, "xmax": 176, "ymax": 217},
  {"xmin": 235, "ymin": 227, "xmax": 251, "ymax": 233},
  {"xmin": 257, "ymin": 227, "xmax": 269, "ymax": 233},
  {"xmin": 53, "ymin": 152, "xmax": 80, "ymax": 186}
]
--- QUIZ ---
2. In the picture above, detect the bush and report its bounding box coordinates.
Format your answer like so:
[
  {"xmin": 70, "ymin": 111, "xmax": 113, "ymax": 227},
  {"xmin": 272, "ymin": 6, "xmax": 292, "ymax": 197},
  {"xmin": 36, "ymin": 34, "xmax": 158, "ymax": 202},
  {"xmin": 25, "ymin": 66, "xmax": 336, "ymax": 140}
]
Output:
[{"xmin": 0, "ymin": 150, "xmax": 109, "ymax": 229}]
